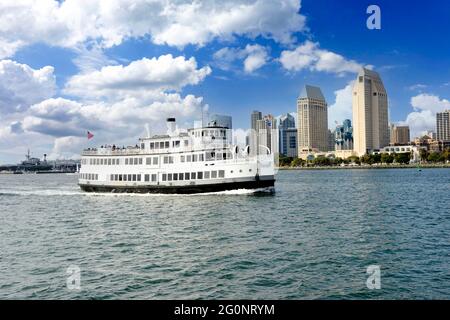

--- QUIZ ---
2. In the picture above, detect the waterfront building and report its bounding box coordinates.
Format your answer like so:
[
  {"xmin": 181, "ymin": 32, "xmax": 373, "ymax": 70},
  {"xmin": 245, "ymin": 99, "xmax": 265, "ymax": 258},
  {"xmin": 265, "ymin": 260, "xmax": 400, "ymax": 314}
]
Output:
[
  {"xmin": 335, "ymin": 119, "xmax": 353, "ymax": 151},
  {"xmin": 413, "ymin": 134, "xmax": 450, "ymax": 152},
  {"xmin": 390, "ymin": 124, "xmax": 410, "ymax": 145},
  {"xmin": 425, "ymin": 131, "xmax": 437, "ymax": 140},
  {"xmin": 297, "ymin": 85, "xmax": 328, "ymax": 155},
  {"xmin": 278, "ymin": 113, "xmax": 297, "ymax": 157},
  {"xmin": 251, "ymin": 110, "xmax": 262, "ymax": 131},
  {"xmin": 436, "ymin": 110, "xmax": 450, "ymax": 141},
  {"xmin": 328, "ymin": 129, "xmax": 335, "ymax": 151},
  {"xmin": 352, "ymin": 68, "xmax": 389, "ymax": 156},
  {"xmin": 256, "ymin": 114, "xmax": 278, "ymax": 154},
  {"xmin": 377, "ymin": 145, "xmax": 421, "ymax": 163}
]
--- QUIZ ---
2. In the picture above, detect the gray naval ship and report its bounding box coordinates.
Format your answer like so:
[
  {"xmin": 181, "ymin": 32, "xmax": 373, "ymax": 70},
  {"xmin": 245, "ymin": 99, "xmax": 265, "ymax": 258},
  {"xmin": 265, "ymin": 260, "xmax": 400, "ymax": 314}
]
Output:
[{"xmin": 0, "ymin": 150, "xmax": 81, "ymax": 174}]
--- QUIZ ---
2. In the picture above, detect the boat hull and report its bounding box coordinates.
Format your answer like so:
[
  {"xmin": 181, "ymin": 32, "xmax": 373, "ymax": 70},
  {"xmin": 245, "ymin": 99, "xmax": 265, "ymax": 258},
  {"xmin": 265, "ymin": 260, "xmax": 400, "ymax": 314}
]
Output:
[{"xmin": 79, "ymin": 177, "xmax": 275, "ymax": 194}]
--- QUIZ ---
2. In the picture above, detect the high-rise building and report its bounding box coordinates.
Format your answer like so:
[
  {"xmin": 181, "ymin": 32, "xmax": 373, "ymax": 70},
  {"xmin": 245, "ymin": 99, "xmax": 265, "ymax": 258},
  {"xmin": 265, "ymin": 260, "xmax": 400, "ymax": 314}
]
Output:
[
  {"xmin": 328, "ymin": 129, "xmax": 335, "ymax": 151},
  {"xmin": 352, "ymin": 68, "xmax": 389, "ymax": 156},
  {"xmin": 335, "ymin": 119, "xmax": 353, "ymax": 151},
  {"xmin": 389, "ymin": 124, "xmax": 410, "ymax": 145},
  {"xmin": 436, "ymin": 110, "xmax": 450, "ymax": 141},
  {"xmin": 256, "ymin": 114, "xmax": 278, "ymax": 154},
  {"xmin": 278, "ymin": 113, "xmax": 297, "ymax": 157},
  {"xmin": 297, "ymin": 85, "xmax": 328, "ymax": 154},
  {"xmin": 251, "ymin": 110, "xmax": 262, "ymax": 131}
]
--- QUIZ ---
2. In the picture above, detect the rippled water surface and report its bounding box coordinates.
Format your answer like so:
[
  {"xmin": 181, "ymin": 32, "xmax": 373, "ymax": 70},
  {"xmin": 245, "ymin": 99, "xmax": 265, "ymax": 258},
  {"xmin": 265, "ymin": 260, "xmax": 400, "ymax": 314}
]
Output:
[{"xmin": 1, "ymin": 169, "xmax": 449, "ymax": 299}]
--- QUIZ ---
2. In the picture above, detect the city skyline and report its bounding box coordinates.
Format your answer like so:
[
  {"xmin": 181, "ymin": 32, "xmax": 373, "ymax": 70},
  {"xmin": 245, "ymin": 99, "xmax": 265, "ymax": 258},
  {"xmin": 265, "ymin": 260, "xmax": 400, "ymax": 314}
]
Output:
[{"xmin": 1, "ymin": 0, "xmax": 450, "ymax": 163}]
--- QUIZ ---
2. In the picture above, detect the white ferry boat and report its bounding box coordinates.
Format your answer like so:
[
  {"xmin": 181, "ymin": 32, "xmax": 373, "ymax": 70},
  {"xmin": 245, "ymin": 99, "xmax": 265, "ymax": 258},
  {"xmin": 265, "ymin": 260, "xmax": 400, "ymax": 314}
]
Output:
[{"xmin": 78, "ymin": 118, "xmax": 276, "ymax": 194}]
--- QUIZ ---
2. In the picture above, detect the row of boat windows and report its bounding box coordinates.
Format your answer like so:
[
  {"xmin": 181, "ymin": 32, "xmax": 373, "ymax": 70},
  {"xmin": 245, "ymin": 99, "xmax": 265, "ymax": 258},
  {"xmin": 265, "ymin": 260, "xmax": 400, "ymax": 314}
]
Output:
[
  {"xmin": 107, "ymin": 170, "xmax": 226, "ymax": 182},
  {"xmin": 81, "ymin": 168, "xmax": 253, "ymax": 182},
  {"xmin": 192, "ymin": 129, "xmax": 227, "ymax": 138},
  {"xmin": 148, "ymin": 140, "xmax": 188, "ymax": 150},
  {"xmin": 82, "ymin": 152, "xmax": 233, "ymax": 166},
  {"xmin": 80, "ymin": 173, "xmax": 98, "ymax": 180}
]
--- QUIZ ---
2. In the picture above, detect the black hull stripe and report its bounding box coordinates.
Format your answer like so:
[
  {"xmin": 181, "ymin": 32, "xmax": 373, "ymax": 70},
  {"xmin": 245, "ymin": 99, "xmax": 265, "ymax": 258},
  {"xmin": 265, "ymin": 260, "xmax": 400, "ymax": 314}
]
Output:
[{"xmin": 79, "ymin": 179, "xmax": 275, "ymax": 194}]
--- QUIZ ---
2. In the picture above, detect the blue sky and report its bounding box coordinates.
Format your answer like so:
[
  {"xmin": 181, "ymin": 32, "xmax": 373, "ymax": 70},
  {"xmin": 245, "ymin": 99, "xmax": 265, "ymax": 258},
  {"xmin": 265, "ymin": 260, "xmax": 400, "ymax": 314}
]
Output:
[{"xmin": 1, "ymin": 0, "xmax": 450, "ymax": 163}]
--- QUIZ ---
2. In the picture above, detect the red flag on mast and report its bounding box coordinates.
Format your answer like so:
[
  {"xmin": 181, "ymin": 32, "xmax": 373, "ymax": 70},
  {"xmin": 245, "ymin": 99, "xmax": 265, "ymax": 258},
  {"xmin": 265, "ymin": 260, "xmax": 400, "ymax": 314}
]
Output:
[{"xmin": 87, "ymin": 131, "xmax": 94, "ymax": 140}]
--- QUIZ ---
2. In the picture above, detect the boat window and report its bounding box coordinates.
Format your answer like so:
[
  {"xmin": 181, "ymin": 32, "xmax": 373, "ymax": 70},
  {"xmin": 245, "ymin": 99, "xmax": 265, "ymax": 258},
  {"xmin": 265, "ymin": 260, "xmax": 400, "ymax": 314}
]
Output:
[
  {"xmin": 145, "ymin": 174, "xmax": 150, "ymax": 182},
  {"xmin": 115, "ymin": 174, "xmax": 118, "ymax": 181},
  {"xmin": 168, "ymin": 173, "xmax": 172, "ymax": 181},
  {"xmin": 164, "ymin": 156, "xmax": 169, "ymax": 164},
  {"xmin": 132, "ymin": 174, "xmax": 136, "ymax": 181},
  {"xmin": 119, "ymin": 175, "xmax": 123, "ymax": 181},
  {"xmin": 216, "ymin": 153, "xmax": 223, "ymax": 160},
  {"xmin": 174, "ymin": 140, "xmax": 180, "ymax": 147},
  {"xmin": 187, "ymin": 155, "xmax": 192, "ymax": 162},
  {"xmin": 162, "ymin": 174, "xmax": 167, "ymax": 181},
  {"xmin": 197, "ymin": 172, "xmax": 203, "ymax": 179},
  {"xmin": 146, "ymin": 157, "xmax": 152, "ymax": 165},
  {"xmin": 193, "ymin": 154, "xmax": 198, "ymax": 162},
  {"xmin": 125, "ymin": 158, "xmax": 128, "ymax": 165},
  {"xmin": 138, "ymin": 175, "xmax": 142, "ymax": 181},
  {"xmin": 128, "ymin": 174, "xmax": 132, "ymax": 181},
  {"xmin": 219, "ymin": 170, "xmax": 225, "ymax": 178},
  {"xmin": 155, "ymin": 142, "xmax": 159, "ymax": 149},
  {"xmin": 151, "ymin": 174, "xmax": 157, "ymax": 182},
  {"xmin": 153, "ymin": 157, "xmax": 158, "ymax": 165},
  {"xmin": 134, "ymin": 158, "xmax": 138, "ymax": 165},
  {"xmin": 169, "ymin": 156, "xmax": 174, "ymax": 164},
  {"xmin": 173, "ymin": 173, "xmax": 178, "ymax": 181},
  {"xmin": 150, "ymin": 142, "xmax": 154, "ymax": 149},
  {"xmin": 199, "ymin": 154, "xmax": 204, "ymax": 161},
  {"xmin": 165, "ymin": 141, "xmax": 170, "ymax": 148},
  {"xmin": 211, "ymin": 171, "xmax": 217, "ymax": 178},
  {"xmin": 185, "ymin": 173, "xmax": 190, "ymax": 180},
  {"xmin": 191, "ymin": 172, "xmax": 196, "ymax": 179},
  {"xmin": 184, "ymin": 140, "xmax": 189, "ymax": 146},
  {"xmin": 204, "ymin": 171, "xmax": 210, "ymax": 179},
  {"xmin": 179, "ymin": 173, "xmax": 184, "ymax": 181},
  {"xmin": 181, "ymin": 155, "xmax": 185, "ymax": 162},
  {"xmin": 141, "ymin": 143, "xmax": 145, "ymax": 149}
]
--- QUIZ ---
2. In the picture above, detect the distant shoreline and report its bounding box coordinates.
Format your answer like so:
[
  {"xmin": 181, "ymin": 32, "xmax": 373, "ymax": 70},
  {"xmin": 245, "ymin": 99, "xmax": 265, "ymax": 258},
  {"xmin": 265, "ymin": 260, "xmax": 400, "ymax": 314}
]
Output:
[{"xmin": 278, "ymin": 164, "xmax": 450, "ymax": 170}]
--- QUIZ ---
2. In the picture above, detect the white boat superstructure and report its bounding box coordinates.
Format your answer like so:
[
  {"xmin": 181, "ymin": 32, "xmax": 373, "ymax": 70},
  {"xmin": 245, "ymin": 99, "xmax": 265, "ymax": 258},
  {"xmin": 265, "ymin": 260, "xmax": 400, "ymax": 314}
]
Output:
[{"xmin": 78, "ymin": 118, "xmax": 275, "ymax": 194}]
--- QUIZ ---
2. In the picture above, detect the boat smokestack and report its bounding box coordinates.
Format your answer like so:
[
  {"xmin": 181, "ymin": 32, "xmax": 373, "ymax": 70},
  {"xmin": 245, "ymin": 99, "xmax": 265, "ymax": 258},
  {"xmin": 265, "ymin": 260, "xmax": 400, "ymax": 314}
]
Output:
[{"xmin": 166, "ymin": 117, "xmax": 176, "ymax": 135}]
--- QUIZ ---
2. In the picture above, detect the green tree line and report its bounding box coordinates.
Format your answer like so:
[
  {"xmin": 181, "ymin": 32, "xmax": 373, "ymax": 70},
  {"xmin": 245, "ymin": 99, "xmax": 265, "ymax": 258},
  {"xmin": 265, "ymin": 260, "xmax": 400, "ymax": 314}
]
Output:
[{"xmin": 279, "ymin": 148, "xmax": 450, "ymax": 167}]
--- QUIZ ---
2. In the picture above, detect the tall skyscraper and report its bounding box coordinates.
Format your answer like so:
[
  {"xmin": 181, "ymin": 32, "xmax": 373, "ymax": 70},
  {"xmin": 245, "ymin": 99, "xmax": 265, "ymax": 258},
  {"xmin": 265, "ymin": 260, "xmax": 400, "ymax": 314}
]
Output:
[
  {"xmin": 278, "ymin": 113, "xmax": 297, "ymax": 157},
  {"xmin": 256, "ymin": 114, "xmax": 278, "ymax": 154},
  {"xmin": 297, "ymin": 85, "xmax": 328, "ymax": 154},
  {"xmin": 436, "ymin": 110, "xmax": 450, "ymax": 141},
  {"xmin": 352, "ymin": 68, "xmax": 389, "ymax": 156},
  {"xmin": 251, "ymin": 110, "xmax": 262, "ymax": 131},
  {"xmin": 335, "ymin": 119, "xmax": 353, "ymax": 151},
  {"xmin": 389, "ymin": 124, "xmax": 410, "ymax": 145}
]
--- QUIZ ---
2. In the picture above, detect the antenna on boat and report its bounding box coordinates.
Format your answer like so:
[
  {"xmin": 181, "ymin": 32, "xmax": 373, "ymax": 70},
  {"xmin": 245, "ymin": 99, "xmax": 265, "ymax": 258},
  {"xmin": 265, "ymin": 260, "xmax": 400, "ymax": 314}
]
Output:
[{"xmin": 145, "ymin": 123, "xmax": 151, "ymax": 138}]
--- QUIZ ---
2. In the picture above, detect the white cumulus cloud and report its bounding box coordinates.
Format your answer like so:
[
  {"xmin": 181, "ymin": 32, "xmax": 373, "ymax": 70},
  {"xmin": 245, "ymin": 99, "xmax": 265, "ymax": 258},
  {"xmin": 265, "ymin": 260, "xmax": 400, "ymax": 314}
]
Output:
[
  {"xmin": 0, "ymin": 60, "xmax": 56, "ymax": 113},
  {"xmin": 279, "ymin": 41, "xmax": 363, "ymax": 75},
  {"xmin": 213, "ymin": 44, "xmax": 269, "ymax": 74},
  {"xmin": 327, "ymin": 81, "xmax": 354, "ymax": 128},
  {"xmin": 0, "ymin": 0, "xmax": 306, "ymax": 58},
  {"xmin": 401, "ymin": 93, "xmax": 450, "ymax": 138},
  {"xmin": 64, "ymin": 54, "xmax": 211, "ymax": 100}
]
